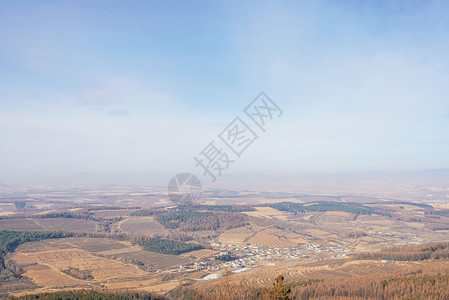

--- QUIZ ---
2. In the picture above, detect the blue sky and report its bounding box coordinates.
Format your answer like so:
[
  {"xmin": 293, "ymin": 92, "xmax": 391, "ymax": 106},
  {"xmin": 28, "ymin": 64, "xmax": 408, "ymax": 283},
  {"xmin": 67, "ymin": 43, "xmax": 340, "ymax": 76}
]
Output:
[{"xmin": 1, "ymin": 1, "xmax": 449, "ymax": 181}]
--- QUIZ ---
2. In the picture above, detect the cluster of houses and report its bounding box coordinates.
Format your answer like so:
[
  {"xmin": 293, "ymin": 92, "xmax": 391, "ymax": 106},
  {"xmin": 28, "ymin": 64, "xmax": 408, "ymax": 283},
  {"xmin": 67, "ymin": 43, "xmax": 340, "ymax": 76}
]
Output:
[
  {"xmin": 179, "ymin": 242, "xmax": 350, "ymax": 272},
  {"xmin": 211, "ymin": 241, "xmax": 349, "ymax": 261}
]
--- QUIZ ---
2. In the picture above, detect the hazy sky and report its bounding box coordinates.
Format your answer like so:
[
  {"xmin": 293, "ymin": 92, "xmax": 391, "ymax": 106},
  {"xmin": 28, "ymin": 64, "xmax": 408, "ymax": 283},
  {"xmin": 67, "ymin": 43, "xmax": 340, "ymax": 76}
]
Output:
[{"xmin": 1, "ymin": 1, "xmax": 449, "ymax": 182}]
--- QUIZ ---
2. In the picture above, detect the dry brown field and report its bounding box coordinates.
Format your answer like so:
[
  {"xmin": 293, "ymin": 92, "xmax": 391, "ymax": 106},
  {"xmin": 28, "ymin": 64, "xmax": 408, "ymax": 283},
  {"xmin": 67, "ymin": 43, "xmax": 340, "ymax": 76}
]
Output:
[
  {"xmin": 0, "ymin": 219, "xmax": 43, "ymax": 230},
  {"xmin": 67, "ymin": 237, "xmax": 129, "ymax": 252},
  {"xmin": 0, "ymin": 218, "xmax": 97, "ymax": 232},
  {"xmin": 243, "ymin": 207, "xmax": 288, "ymax": 220},
  {"xmin": 91, "ymin": 209, "xmax": 137, "ymax": 218},
  {"xmin": 22, "ymin": 264, "xmax": 86, "ymax": 287},
  {"xmin": 106, "ymin": 249, "xmax": 193, "ymax": 269},
  {"xmin": 10, "ymin": 238, "xmax": 156, "ymax": 293},
  {"xmin": 218, "ymin": 226, "xmax": 255, "ymax": 245},
  {"xmin": 119, "ymin": 216, "xmax": 165, "ymax": 235},
  {"xmin": 12, "ymin": 248, "xmax": 147, "ymax": 283},
  {"xmin": 315, "ymin": 211, "xmax": 354, "ymax": 224},
  {"xmin": 248, "ymin": 231, "xmax": 291, "ymax": 248}
]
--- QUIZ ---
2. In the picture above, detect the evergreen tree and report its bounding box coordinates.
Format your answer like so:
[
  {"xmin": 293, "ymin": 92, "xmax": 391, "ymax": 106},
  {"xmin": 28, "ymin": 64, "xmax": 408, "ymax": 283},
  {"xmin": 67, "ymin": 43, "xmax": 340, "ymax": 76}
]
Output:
[{"xmin": 268, "ymin": 274, "xmax": 291, "ymax": 300}]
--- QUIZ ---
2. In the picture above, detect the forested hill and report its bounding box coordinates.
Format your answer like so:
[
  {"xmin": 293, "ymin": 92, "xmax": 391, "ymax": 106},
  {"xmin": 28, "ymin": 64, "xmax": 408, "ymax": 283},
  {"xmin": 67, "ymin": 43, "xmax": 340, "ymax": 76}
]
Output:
[
  {"xmin": 354, "ymin": 241, "xmax": 449, "ymax": 261},
  {"xmin": 265, "ymin": 201, "xmax": 391, "ymax": 216}
]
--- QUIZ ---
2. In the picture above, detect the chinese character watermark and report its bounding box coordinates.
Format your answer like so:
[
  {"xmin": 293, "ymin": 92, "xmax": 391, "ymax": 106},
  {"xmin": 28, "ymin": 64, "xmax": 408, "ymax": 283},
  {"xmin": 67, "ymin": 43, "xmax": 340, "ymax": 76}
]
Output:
[
  {"xmin": 218, "ymin": 117, "xmax": 258, "ymax": 157},
  {"xmin": 244, "ymin": 92, "xmax": 283, "ymax": 131},
  {"xmin": 167, "ymin": 92, "xmax": 283, "ymax": 206},
  {"xmin": 194, "ymin": 141, "xmax": 235, "ymax": 182}
]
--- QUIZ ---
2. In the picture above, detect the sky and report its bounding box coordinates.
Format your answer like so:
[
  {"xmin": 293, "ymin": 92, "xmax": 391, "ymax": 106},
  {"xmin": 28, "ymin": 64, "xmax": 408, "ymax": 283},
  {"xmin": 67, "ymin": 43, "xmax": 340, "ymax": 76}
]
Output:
[{"xmin": 1, "ymin": 1, "xmax": 449, "ymax": 184}]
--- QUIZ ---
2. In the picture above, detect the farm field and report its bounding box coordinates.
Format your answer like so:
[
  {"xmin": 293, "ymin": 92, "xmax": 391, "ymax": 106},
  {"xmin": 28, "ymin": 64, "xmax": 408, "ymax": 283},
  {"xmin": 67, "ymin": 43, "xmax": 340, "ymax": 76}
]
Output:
[
  {"xmin": 314, "ymin": 211, "xmax": 354, "ymax": 224},
  {"xmin": 9, "ymin": 238, "xmax": 159, "ymax": 294},
  {"xmin": 119, "ymin": 216, "xmax": 165, "ymax": 235},
  {"xmin": 218, "ymin": 226, "xmax": 255, "ymax": 245},
  {"xmin": 243, "ymin": 207, "xmax": 288, "ymax": 220},
  {"xmin": 12, "ymin": 245, "xmax": 148, "ymax": 283},
  {"xmin": 21, "ymin": 264, "xmax": 87, "ymax": 287},
  {"xmin": 1, "ymin": 186, "xmax": 449, "ymax": 298},
  {"xmin": 106, "ymin": 250, "xmax": 193, "ymax": 270},
  {"xmin": 0, "ymin": 218, "xmax": 97, "ymax": 232},
  {"xmin": 248, "ymin": 231, "xmax": 292, "ymax": 248},
  {"xmin": 0, "ymin": 219, "xmax": 43, "ymax": 231},
  {"xmin": 91, "ymin": 209, "xmax": 137, "ymax": 218}
]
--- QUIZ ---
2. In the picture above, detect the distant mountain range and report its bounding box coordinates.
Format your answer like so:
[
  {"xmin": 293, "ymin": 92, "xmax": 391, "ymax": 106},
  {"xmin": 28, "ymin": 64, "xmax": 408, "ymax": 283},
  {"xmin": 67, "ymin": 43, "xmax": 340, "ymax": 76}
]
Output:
[
  {"xmin": 227, "ymin": 168, "xmax": 449, "ymax": 181},
  {"xmin": 0, "ymin": 168, "xmax": 448, "ymax": 188}
]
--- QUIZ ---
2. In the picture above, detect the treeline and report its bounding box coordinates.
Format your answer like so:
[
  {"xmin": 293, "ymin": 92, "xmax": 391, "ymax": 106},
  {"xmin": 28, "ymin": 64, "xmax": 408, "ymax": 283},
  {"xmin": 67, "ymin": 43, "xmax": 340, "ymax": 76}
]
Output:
[
  {"xmin": 29, "ymin": 210, "xmax": 98, "ymax": 222},
  {"xmin": 131, "ymin": 205, "xmax": 254, "ymax": 219},
  {"xmin": 156, "ymin": 211, "xmax": 248, "ymax": 231},
  {"xmin": 87, "ymin": 206, "xmax": 140, "ymax": 211},
  {"xmin": 266, "ymin": 201, "xmax": 391, "ymax": 217},
  {"xmin": 12, "ymin": 289, "xmax": 166, "ymax": 300},
  {"xmin": 215, "ymin": 254, "xmax": 237, "ymax": 261},
  {"xmin": 429, "ymin": 210, "xmax": 449, "ymax": 215},
  {"xmin": 30, "ymin": 210, "xmax": 125, "ymax": 234},
  {"xmin": 187, "ymin": 204, "xmax": 255, "ymax": 212},
  {"xmin": 33, "ymin": 212, "xmax": 91, "ymax": 219},
  {"xmin": 61, "ymin": 267, "xmax": 93, "ymax": 280},
  {"xmin": 151, "ymin": 231, "xmax": 201, "ymax": 243},
  {"xmin": 172, "ymin": 272, "xmax": 449, "ymax": 299},
  {"xmin": 0, "ymin": 230, "xmax": 73, "ymax": 281},
  {"xmin": 1, "ymin": 230, "xmax": 129, "ymax": 256},
  {"xmin": 0, "ymin": 211, "xmax": 93, "ymax": 221},
  {"xmin": 393, "ymin": 201, "xmax": 432, "ymax": 209},
  {"xmin": 130, "ymin": 209, "xmax": 165, "ymax": 217},
  {"xmin": 136, "ymin": 238, "xmax": 203, "ymax": 255},
  {"xmin": 63, "ymin": 231, "xmax": 129, "ymax": 240},
  {"xmin": 0, "ymin": 230, "xmax": 72, "ymax": 256},
  {"xmin": 354, "ymin": 242, "xmax": 449, "ymax": 261},
  {"xmin": 31, "ymin": 205, "xmax": 140, "ymax": 220},
  {"xmin": 157, "ymin": 212, "xmax": 212, "ymax": 229},
  {"xmin": 130, "ymin": 209, "xmax": 155, "ymax": 216}
]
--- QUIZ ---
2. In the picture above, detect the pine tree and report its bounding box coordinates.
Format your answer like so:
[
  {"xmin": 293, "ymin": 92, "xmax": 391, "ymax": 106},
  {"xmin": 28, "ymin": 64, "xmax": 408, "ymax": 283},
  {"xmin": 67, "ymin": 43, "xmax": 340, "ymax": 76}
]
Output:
[{"xmin": 268, "ymin": 274, "xmax": 291, "ymax": 300}]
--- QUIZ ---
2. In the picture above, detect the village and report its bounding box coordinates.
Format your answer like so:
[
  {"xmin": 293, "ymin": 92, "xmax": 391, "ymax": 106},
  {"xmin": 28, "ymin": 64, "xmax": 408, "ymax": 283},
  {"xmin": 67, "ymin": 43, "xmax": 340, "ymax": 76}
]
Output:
[{"xmin": 179, "ymin": 242, "xmax": 351, "ymax": 274}]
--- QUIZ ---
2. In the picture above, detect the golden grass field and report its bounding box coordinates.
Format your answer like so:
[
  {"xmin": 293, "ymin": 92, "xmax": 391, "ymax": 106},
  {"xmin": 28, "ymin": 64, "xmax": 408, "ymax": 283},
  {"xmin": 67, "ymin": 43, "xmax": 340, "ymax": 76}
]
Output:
[
  {"xmin": 8, "ymin": 238, "xmax": 167, "ymax": 295},
  {"xmin": 21, "ymin": 264, "xmax": 86, "ymax": 287},
  {"xmin": 12, "ymin": 248, "xmax": 148, "ymax": 284},
  {"xmin": 248, "ymin": 231, "xmax": 291, "ymax": 248},
  {"xmin": 432, "ymin": 204, "xmax": 449, "ymax": 210},
  {"xmin": 218, "ymin": 226, "xmax": 255, "ymax": 245},
  {"xmin": 91, "ymin": 209, "xmax": 136, "ymax": 218},
  {"xmin": 243, "ymin": 207, "xmax": 288, "ymax": 220}
]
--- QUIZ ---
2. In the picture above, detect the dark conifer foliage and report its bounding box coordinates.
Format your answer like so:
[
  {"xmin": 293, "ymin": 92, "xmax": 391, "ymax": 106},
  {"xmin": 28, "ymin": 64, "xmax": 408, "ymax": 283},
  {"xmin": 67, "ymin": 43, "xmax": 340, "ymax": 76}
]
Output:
[
  {"xmin": 137, "ymin": 238, "xmax": 202, "ymax": 255},
  {"xmin": 354, "ymin": 241, "xmax": 449, "ymax": 261}
]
